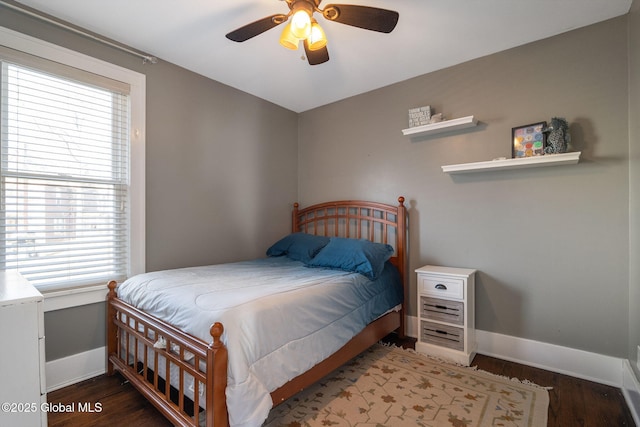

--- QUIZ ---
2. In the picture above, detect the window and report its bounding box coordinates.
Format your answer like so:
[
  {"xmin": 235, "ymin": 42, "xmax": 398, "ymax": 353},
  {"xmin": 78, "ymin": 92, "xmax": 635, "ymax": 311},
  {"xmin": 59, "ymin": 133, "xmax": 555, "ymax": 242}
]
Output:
[
  {"xmin": 1, "ymin": 60, "xmax": 129, "ymax": 289},
  {"xmin": 0, "ymin": 28, "xmax": 145, "ymax": 296}
]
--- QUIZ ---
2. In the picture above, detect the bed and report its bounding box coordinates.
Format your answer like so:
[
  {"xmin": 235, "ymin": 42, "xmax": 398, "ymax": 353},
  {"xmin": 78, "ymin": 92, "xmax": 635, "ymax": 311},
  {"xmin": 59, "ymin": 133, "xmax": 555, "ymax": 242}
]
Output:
[{"xmin": 106, "ymin": 197, "xmax": 408, "ymax": 427}]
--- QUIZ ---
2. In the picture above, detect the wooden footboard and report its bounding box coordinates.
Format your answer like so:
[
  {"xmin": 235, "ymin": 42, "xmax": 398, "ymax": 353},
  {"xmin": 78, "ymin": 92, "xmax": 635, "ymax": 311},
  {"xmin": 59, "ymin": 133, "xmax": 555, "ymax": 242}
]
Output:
[{"xmin": 106, "ymin": 281, "xmax": 229, "ymax": 427}]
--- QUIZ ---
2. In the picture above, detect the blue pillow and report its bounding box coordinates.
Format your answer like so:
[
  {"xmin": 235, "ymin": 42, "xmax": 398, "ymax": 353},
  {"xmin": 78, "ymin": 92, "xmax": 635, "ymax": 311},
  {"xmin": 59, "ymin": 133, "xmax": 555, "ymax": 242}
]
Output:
[
  {"xmin": 266, "ymin": 232, "xmax": 330, "ymax": 263},
  {"xmin": 306, "ymin": 237, "xmax": 394, "ymax": 280}
]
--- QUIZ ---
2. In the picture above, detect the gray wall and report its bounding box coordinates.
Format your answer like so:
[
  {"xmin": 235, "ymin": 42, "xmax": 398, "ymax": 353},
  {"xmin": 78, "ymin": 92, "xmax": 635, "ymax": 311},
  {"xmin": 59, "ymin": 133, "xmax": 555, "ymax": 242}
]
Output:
[
  {"xmin": 299, "ymin": 17, "xmax": 631, "ymax": 358},
  {"xmin": 629, "ymin": 0, "xmax": 640, "ymax": 375},
  {"xmin": 0, "ymin": 6, "xmax": 299, "ymax": 361},
  {"xmin": 45, "ymin": 303, "xmax": 105, "ymax": 360},
  {"xmin": 144, "ymin": 59, "xmax": 299, "ymax": 271}
]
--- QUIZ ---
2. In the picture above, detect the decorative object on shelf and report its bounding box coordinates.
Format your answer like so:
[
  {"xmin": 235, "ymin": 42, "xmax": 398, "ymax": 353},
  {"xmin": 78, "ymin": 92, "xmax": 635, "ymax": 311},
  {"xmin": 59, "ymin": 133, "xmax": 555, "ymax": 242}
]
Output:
[
  {"xmin": 428, "ymin": 112, "xmax": 444, "ymax": 123},
  {"xmin": 512, "ymin": 122, "xmax": 546, "ymax": 158},
  {"xmin": 543, "ymin": 117, "xmax": 570, "ymax": 154},
  {"xmin": 408, "ymin": 105, "xmax": 431, "ymax": 127}
]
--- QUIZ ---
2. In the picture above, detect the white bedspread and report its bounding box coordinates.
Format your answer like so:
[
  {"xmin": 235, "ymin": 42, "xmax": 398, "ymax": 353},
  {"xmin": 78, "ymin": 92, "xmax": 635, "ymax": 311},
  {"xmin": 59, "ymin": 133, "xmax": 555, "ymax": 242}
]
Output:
[{"xmin": 116, "ymin": 257, "xmax": 402, "ymax": 427}]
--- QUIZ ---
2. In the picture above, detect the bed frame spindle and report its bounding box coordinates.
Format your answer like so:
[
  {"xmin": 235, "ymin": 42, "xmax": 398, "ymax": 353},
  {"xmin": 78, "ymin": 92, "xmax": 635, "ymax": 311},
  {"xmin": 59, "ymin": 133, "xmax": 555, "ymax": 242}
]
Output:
[{"xmin": 107, "ymin": 281, "xmax": 230, "ymax": 427}]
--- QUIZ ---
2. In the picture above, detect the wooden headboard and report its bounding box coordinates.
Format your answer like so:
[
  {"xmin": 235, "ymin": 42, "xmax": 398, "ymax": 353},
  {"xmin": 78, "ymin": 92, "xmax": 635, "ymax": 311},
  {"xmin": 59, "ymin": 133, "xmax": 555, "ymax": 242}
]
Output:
[{"xmin": 292, "ymin": 197, "xmax": 408, "ymax": 325}]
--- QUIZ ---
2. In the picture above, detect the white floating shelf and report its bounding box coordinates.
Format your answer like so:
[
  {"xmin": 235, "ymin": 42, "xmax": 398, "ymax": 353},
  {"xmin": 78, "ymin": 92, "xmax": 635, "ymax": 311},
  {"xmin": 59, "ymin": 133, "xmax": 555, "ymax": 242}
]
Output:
[
  {"xmin": 402, "ymin": 115, "xmax": 478, "ymax": 137},
  {"xmin": 442, "ymin": 152, "xmax": 581, "ymax": 174}
]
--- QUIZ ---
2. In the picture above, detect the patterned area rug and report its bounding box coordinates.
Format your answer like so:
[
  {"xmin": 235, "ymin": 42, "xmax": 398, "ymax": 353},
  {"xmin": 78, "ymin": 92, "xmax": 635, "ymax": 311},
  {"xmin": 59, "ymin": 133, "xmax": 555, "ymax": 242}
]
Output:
[{"xmin": 264, "ymin": 344, "xmax": 549, "ymax": 427}]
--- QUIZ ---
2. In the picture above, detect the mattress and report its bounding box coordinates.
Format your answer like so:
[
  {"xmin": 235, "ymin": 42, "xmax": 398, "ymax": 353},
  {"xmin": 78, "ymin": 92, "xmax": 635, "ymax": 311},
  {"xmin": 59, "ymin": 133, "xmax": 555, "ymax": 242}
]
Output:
[{"xmin": 116, "ymin": 256, "xmax": 403, "ymax": 427}]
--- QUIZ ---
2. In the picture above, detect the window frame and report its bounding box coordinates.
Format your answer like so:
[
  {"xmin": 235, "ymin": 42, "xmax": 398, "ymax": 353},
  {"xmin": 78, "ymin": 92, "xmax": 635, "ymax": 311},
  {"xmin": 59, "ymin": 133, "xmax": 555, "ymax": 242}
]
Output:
[{"xmin": 0, "ymin": 26, "xmax": 145, "ymax": 311}]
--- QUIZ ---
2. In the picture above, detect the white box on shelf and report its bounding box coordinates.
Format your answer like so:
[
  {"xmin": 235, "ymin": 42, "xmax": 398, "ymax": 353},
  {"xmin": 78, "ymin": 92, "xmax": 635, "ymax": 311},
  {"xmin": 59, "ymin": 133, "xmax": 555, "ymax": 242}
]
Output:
[{"xmin": 408, "ymin": 105, "xmax": 431, "ymax": 127}]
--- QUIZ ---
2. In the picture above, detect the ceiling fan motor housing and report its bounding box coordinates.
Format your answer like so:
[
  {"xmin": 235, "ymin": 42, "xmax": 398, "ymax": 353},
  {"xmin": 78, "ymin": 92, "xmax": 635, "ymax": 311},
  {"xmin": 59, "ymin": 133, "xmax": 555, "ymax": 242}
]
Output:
[{"xmin": 291, "ymin": 0, "xmax": 316, "ymax": 16}]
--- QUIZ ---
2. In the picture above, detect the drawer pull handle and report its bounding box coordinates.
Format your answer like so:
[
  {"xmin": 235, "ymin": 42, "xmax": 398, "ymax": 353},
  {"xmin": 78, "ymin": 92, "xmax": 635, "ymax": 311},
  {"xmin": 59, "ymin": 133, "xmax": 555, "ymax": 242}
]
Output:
[
  {"xmin": 435, "ymin": 305, "xmax": 448, "ymax": 310},
  {"xmin": 435, "ymin": 284, "xmax": 447, "ymax": 290},
  {"xmin": 435, "ymin": 329, "xmax": 448, "ymax": 335}
]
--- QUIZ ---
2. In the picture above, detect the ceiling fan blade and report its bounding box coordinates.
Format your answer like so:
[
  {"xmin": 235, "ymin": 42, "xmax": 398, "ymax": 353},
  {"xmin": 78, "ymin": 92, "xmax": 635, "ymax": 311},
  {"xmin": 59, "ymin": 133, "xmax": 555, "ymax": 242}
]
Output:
[
  {"xmin": 322, "ymin": 4, "xmax": 399, "ymax": 33},
  {"xmin": 225, "ymin": 14, "xmax": 288, "ymax": 42},
  {"xmin": 304, "ymin": 40, "xmax": 329, "ymax": 65}
]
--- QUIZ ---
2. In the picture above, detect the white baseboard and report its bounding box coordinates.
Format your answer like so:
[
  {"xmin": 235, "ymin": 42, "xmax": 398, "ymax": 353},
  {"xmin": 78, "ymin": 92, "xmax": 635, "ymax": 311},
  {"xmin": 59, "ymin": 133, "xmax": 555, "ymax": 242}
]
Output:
[
  {"xmin": 45, "ymin": 346, "xmax": 106, "ymax": 392},
  {"xmin": 475, "ymin": 329, "xmax": 625, "ymax": 387},
  {"xmin": 623, "ymin": 360, "xmax": 640, "ymax": 426},
  {"xmin": 405, "ymin": 314, "xmax": 419, "ymax": 338},
  {"xmin": 406, "ymin": 315, "xmax": 624, "ymax": 386}
]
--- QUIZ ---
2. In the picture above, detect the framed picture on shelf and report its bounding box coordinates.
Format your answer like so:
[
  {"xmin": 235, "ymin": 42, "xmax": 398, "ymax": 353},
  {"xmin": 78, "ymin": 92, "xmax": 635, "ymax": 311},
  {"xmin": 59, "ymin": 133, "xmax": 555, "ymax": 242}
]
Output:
[{"xmin": 512, "ymin": 122, "xmax": 546, "ymax": 158}]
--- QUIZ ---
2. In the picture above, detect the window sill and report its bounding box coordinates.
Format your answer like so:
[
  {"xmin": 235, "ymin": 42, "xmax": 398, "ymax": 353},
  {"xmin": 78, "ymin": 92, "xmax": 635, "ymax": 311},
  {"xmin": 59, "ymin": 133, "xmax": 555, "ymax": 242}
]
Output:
[{"xmin": 42, "ymin": 283, "xmax": 109, "ymax": 312}]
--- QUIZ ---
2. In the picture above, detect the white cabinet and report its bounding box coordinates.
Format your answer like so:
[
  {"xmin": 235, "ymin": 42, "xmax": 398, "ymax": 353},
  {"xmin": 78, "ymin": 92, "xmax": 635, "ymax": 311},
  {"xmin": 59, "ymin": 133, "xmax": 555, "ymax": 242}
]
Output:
[
  {"xmin": 415, "ymin": 265, "xmax": 476, "ymax": 365},
  {"xmin": 0, "ymin": 271, "xmax": 47, "ymax": 427}
]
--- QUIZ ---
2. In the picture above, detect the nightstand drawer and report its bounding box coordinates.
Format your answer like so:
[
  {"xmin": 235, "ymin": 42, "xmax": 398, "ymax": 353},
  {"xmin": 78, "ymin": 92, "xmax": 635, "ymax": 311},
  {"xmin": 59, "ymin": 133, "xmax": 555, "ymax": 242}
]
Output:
[
  {"xmin": 418, "ymin": 275, "xmax": 464, "ymax": 299},
  {"xmin": 421, "ymin": 296, "xmax": 464, "ymax": 325},
  {"xmin": 421, "ymin": 320, "xmax": 464, "ymax": 351}
]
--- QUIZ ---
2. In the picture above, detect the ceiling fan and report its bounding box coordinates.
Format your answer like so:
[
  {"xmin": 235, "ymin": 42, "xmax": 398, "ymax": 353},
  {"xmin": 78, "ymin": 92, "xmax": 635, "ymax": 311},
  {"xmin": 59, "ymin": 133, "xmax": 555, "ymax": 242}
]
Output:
[{"xmin": 225, "ymin": 0, "xmax": 399, "ymax": 65}]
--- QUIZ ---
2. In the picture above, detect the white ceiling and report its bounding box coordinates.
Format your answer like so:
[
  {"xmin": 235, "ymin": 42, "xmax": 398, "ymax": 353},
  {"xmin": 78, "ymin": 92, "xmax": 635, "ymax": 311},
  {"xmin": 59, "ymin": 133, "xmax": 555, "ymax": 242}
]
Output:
[{"xmin": 13, "ymin": 0, "xmax": 632, "ymax": 112}]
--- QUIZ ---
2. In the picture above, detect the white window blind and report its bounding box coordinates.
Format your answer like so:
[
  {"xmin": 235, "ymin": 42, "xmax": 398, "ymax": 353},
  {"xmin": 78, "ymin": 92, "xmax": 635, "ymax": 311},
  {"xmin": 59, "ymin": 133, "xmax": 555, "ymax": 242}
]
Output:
[{"xmin": 0, "ymin": 56, "xmax": 131, "ymax": 290}]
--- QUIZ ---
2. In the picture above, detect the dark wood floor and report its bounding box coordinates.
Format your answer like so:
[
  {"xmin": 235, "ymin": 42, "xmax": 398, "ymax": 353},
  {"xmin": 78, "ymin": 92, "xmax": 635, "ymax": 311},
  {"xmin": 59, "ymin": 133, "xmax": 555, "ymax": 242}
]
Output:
[
  {"xmin": 473, "ymin": 353, "xmax": 635, "ymax": 426},
  {"xmin": 48, "ymin": 335, "xmax": 636, "ymax": 427}
]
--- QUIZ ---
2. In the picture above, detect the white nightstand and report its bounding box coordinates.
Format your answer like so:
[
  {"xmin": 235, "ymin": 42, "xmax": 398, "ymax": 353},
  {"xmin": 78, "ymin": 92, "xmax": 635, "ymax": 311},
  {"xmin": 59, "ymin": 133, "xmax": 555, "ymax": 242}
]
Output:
[{"xmin": 415, "ymin": 265, "xmax": 476, "ymax": 365}]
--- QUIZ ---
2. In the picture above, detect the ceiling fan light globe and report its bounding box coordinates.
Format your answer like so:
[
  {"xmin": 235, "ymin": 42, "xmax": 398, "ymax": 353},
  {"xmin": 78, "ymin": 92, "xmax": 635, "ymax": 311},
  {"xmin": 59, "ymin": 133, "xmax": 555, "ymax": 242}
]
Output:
[
  {"xmin": 279, "ymin": 23, "xmax": 299, "ymax": 50},
  {"xmin": 308, "ymin": 22, "xmax": 327, "ymax": 51},
  {"xmin": 291, "ymin": 10, "xmax": 312, "ymax": 39}
]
